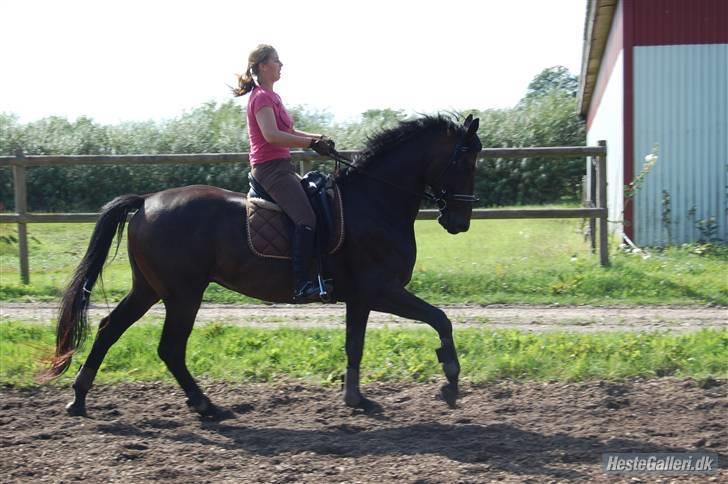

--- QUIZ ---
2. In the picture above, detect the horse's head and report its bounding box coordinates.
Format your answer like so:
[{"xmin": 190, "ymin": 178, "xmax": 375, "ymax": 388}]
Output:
[{"xmin": 427, "ymin": 115, "xmax": 482, "ymax": 234}]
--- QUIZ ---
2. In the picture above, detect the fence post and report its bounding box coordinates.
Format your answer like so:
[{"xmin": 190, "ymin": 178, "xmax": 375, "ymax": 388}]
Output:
[
  {"xmin": 12, "ymin": 150, "xmax": 30, "ymax": 284},
  {"xmin": 298, "ymin": 159, "xmax": 313, "ymax": 176},
  {"xmin": 588, "ymin": 158, "xmax": 597, "ymax": 254},
  {"xmin": 597, "ymin": 140, "xmax": 610, "ymax": 267}
]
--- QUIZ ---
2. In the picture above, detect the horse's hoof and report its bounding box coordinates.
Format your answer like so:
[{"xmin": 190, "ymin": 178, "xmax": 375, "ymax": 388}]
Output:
[
  {"xmin": 357, "ymin": 397, "xmax": 383, "ymax": 413},
  {"xmin": 187, "ymin": 395, "xmax": 211, "ymax": 413},
  {"xmin": 200, "ymin": 404, "xmax": 234, "ymax": 421},
  {"xmin": 344, "ymin": 391, "xmax": 362, "ymax": 408},
  {"xmin": 65, "ymin": 401, "xmax": 87, "ymax": 417},
  {"xmin": 440, "ymin": 383, "xmax": 458, "ymax": 408},
  {"xmin": 187, "ymin": 395, "xmax": 230, "ymax": 420},
  {"xmin": 345, "ymin": 394, "xmax": 382, "ymax": 413}
]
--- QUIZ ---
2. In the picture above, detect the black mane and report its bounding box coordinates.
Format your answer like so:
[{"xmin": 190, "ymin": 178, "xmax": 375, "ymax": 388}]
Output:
[{"xmin": 352, "ymin": 115, "xmax": 465, "ymax": 170}]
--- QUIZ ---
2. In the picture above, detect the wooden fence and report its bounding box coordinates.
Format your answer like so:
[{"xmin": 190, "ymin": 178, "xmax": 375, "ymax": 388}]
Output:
[{"xmin": 0, "ymin": 142, "xmax": 608, "ymax": 283}]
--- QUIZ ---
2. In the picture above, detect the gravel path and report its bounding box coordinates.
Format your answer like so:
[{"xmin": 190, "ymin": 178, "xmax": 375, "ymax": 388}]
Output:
[{"xmin": 1, "ymin": 302, "xmax": 726, "ymax": 332}]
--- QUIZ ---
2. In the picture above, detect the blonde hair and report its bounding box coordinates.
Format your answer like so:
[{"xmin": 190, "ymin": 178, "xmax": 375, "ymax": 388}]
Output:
[{"xmin": 231, "ymin": 44, "xmax": 277, "ymax": 97}]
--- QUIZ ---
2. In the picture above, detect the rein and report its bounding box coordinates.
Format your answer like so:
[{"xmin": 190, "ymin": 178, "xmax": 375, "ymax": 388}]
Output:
[
  {"xmin": 328, "ymin": 139, "xmax": 479, "ymax": 210},
  {"xmin": 329, "ymin": 150, "xmax": 437, "ymax": 204}
]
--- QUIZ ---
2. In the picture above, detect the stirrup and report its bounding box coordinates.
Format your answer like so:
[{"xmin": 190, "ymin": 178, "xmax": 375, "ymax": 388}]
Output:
[
  {"xmin": 293, "ymin": 281, "xmax": 320, "ymax": 304},
  {"xmin": 317, "ymin": 275, "xmax": 334, "ymax": 303}
]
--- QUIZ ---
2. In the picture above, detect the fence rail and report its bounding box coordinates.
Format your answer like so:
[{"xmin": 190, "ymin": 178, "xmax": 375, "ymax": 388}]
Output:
[
  {"xmin": 0, "ymin": 143, "xmax": 609, "ymax": 283},
  {"xmin": 0, "ymin": 146, "xmax": 606, "ymax": 167}
]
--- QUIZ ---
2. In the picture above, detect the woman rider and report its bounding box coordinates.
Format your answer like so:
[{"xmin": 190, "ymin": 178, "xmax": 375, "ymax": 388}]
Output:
[{"xmin": 232, "ymin": 44, "xmax": 334, "ymax": 303}]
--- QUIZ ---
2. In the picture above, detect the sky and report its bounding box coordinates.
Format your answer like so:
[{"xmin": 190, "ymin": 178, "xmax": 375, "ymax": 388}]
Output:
[{"xmin": 1, "ymin": 0, "xmax": 587, "ymax": 125}]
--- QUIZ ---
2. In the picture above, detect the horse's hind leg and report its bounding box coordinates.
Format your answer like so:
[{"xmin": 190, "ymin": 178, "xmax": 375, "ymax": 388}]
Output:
[
  {"xmin": 157, "ymin": 291, "xmax": 219, "ymax": 417},
  {"xmin": 66, "ymin": 278, "xmax": 159, "ymax": 416},
  {"xmin": 343, "ymin": 300, "xmax": 374, "ymax": 409}
]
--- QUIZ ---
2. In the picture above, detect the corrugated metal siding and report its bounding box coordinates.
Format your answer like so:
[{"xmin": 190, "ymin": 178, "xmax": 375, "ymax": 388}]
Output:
[
  {"xmin": 633, "ymin": 44, "xmax": 728, "ymax": 245},
  {"xmin": 587, "ymin": 50, "xmax": 624, "ymax": 234}
]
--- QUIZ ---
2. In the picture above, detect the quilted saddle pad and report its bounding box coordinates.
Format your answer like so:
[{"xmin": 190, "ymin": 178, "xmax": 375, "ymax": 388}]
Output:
[{"xmin": 245, "ymin": 185, "xmax": 344, "ymax": 260}]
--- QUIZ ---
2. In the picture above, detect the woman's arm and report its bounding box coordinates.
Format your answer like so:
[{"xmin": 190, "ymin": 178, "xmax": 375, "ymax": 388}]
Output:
[
  {"xmin": 255, "ymin": 107, "xmax": 316, "ymax": 148},
  {"xmin": 291, "ymin": 128, "xmax": 323, "ymax": 138}
]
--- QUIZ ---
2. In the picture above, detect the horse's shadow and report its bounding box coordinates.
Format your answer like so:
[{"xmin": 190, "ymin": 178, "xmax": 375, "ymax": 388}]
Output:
[{"xmin": 97, "ymin": 414, "xmax": 708, "ymax": 479}]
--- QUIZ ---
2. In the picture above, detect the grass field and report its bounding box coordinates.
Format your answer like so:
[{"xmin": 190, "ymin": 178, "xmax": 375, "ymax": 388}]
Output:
[
  {"xmin": 1, "ymin": 217, "xmax": 727, "ymax": 305},
  {"xmin": 2, "ymin": 322, "xmax": 726, "ymax": 387}
]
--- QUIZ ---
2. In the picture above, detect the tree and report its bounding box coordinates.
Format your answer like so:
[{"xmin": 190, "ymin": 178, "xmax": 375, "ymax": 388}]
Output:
[
  {"xmin": 0, "ymin": 86, "xmax": 587, "ymax": 211},
  {"xmin": 327, "ymin": 109, "xmax": 406, "ymax": 151},
  {"xmin": 524, "ymin": 66, "xmax": 578, "ymax": 100},
  {"xmin": 469, "ymin": 87, "xmax": 585, "ymax": 206}
]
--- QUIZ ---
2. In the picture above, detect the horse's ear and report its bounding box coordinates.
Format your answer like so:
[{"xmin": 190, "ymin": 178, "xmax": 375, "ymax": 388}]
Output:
[
  {"xmin": 465, "ymin": 118, "xmax": 479, "ymax": 139},
  {"xmin": 463, "ymin": 114, "xmax": 474, "ymax": 130}
]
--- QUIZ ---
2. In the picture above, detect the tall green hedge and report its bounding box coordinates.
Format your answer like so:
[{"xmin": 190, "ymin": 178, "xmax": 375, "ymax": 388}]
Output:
[
  {"xmin": 0, "ymin": 69, "xmax": 585, "ymax": 212},
  {"xmin": 473, "ymin": 91, "xmax": 586, "ymax": 206}
]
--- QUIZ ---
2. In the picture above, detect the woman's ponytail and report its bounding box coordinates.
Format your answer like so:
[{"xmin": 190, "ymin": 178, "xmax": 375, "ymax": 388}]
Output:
[{"xmin": 232, "ymin": 67, "xmax": 256, "ymax": 97}]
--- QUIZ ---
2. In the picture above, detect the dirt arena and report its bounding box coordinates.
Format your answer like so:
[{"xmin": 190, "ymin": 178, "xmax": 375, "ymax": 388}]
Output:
[{"xmin": 1, "ymin": 377, "xmax": 725, "ymax": 482}]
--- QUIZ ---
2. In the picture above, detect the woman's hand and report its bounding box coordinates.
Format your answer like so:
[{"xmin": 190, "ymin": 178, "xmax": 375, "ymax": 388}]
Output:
[{"xmin": 309, "ymin": 137, "xmax": 336, "ymax": 156}]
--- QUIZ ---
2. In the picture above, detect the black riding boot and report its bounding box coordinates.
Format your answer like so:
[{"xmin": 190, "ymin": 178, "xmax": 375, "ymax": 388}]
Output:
[{"xmin": 292, "ymin": 224, "xmax": 320, "ymax": 304}]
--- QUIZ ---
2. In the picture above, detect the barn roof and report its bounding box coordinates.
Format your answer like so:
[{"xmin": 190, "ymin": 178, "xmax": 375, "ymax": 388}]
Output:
[{"xmin": 577, "ymin": 0, "xmax": 617, "ymax": 116}]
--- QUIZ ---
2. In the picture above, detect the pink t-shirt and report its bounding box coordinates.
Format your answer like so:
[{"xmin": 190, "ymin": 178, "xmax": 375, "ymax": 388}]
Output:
[{"xmin": 247, "ymin": 87, "xmax": 294, "ymax": 165}]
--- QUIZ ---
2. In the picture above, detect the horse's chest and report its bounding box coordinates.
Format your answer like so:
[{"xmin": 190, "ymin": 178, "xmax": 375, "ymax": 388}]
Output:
[{"xmin": 360, "ymin": 232, "xmax": 416, "ymax": 280}]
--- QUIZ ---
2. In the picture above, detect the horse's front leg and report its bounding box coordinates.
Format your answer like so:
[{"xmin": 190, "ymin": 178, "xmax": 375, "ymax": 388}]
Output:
[
  {"xmin": 343, "ymin": 299, "xmax": 376, "ymax": 410},
  {"xmin": 372, "ymin": 287, "xmax": 460, "ymax": 407}
]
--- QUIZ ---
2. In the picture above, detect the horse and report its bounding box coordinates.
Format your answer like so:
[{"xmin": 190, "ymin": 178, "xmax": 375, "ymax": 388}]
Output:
[{"xmin": 46, "ymin": 114, "xmax": 482, "ymax": 417}]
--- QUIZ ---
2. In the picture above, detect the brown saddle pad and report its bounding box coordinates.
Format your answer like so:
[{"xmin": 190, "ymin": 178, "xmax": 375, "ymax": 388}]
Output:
[{"xmin": 245, "ymin": 184, "xmax": 345, "ymax": 260}]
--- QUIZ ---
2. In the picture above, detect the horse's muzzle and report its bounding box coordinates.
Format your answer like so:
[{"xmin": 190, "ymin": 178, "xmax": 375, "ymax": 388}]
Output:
[{"xmin": 438, "ymin": 212, "xmax": 470, "ymax": 234}]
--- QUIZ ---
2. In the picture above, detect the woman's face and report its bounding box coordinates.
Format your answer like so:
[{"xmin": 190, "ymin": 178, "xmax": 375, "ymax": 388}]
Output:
[{"xmin": 259, "ymin": 51, "xmax": 283, "ymax": 83}]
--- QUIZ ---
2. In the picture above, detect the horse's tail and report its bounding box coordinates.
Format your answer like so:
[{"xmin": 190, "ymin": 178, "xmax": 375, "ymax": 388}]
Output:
[{"xmin": 44, "ymin": 194, "xmax": 146, "ymax": 379}]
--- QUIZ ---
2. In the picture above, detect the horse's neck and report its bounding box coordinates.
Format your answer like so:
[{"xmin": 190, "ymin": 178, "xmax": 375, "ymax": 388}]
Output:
[{"xmin": 348, "ymin": 148, "xmax": 428, "ymax": 223}]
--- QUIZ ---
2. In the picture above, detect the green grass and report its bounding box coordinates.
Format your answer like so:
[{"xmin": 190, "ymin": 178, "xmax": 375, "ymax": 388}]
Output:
[
  {"xmin": 1, "ymin": 321, "xmax": 726, "ymax": 386},
  {"xmin": 1, "ymin": 217, "xmax": 727, "ymax": 305}
]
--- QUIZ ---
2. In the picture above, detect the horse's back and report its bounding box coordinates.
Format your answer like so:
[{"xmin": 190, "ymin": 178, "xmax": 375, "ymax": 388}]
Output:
[
  {"xmin": 141, "ymin": 185, "xmax": 245, "ymax": 215},
  {"xmin": 127, "ymin": 185, "xmax": 249, "ymax": 282}
]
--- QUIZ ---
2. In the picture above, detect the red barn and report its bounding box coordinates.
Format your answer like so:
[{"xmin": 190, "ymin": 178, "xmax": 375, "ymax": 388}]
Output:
[{"xmin": 579, "ymin": 0, "xmax": 727, "ymax": 245}]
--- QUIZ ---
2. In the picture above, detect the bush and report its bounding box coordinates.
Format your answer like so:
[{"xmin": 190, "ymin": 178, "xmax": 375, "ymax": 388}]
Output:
[
  {"xmin": 471, "ymin": 91, "xmax": 585, "ymax": 206},
  {"xmin": 0, "ymin": 68, "xmax": 586, "ymax": 211}
]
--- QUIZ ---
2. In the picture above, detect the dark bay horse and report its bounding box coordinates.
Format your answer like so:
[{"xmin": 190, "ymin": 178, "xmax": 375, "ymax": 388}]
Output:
[{"xmin": 47, "ymin": 114, "xmax": 482, "ymax": 417}]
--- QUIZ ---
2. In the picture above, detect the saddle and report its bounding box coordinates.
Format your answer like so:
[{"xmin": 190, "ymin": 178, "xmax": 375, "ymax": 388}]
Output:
[{"xmin": 245, "ymin": 171, "xmax": 345, "ymax": 260}]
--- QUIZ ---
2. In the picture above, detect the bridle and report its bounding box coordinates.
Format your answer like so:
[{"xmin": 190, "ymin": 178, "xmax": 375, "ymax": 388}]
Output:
[
  {"xmin": 426, "ymin": 139, "xmax": 481, "ymax": 211},
  {"xmin": 329, "ymin": 133, "xmax": 480, "ymax": 212}
]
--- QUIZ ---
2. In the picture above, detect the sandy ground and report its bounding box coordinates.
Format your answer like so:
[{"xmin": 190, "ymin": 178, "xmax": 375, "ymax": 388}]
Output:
[
  {"xmin": 1, "ymin": 302, "xmax": 726, "ymax": 332},
  {"xmin": 1, "ymin": 378, "xmax": 725, "ymax": 483}
]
